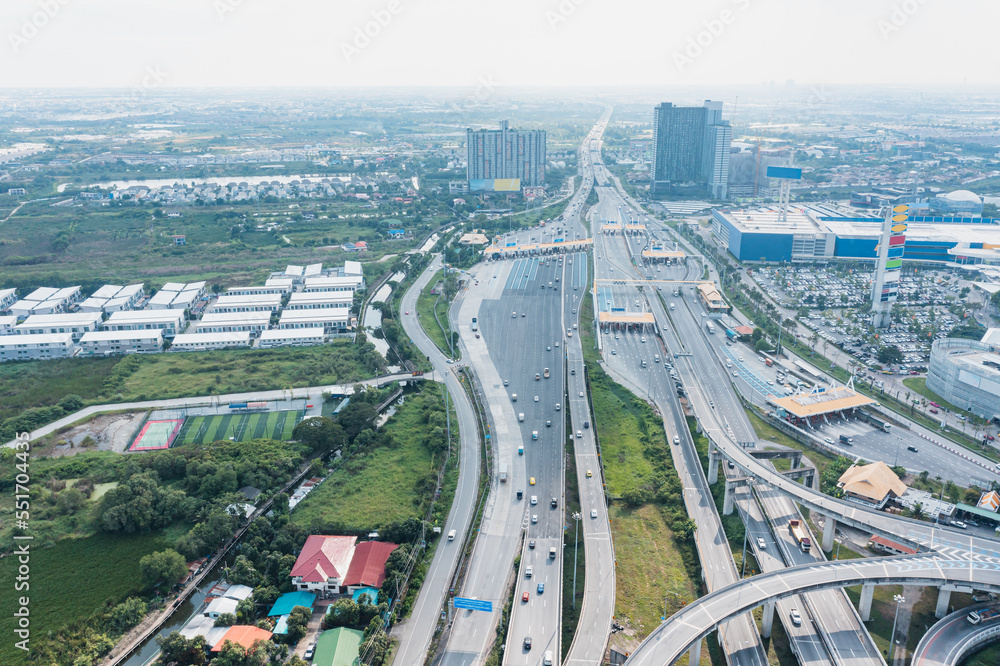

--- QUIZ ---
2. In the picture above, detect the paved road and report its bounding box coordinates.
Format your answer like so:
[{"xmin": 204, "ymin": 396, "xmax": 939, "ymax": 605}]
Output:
[
  {"xmin": 393, "ymin": 256, "xmax": 483, "ymax": 666},
  {"xmin": 4, "ymin": 371, "xmax": 431, "ymax": 448},
  {"xmin": 624, "ymin": 553, "xmax": 1000, "ymax": 666},
  {"xmin": 589, "ymin": 174, "xmax": 769, "ymax": 666},
  {"xmin": 912, "ymin": 602, "xmax": 999, "ymax": 666}
]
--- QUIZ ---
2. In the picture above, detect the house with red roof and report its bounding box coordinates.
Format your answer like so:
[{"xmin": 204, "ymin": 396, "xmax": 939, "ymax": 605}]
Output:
[
  {"xmin": 291, "ymin": 536, "xmax": 398, "ymax": 597},
  {"xmin": 211, "ymin": 625, "xmax": 273, "ymax": 653},
  {"xmin": 291, "ymin": 535, "xmax": 357, "ymax": 597},
  {"xmin": 344, "ymin": 540, "xmax": 399, "ymax": 591}
]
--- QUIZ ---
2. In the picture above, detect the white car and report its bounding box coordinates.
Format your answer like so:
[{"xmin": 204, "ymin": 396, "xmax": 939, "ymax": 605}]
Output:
[
  {"xmin": 532, "ymin": 514, "xmax": 538, "ymax": 524},
  {"xmin": 757, "ymin": 537, "xmax": 766, "ymax": 549},
  {"xmin": 789, "ymin": 609, "xmax": 802, "ymax": 626},
  {"xmin": 591, "ymin": 509, "xmax": 598, "ymax": 519},
  {"xmin": 640, "ymin": 337, "xmax": 646, "ymax": 343},
  {"xmin": 534, "ymin": 395, "xmax": 539, "ymax": 402}
]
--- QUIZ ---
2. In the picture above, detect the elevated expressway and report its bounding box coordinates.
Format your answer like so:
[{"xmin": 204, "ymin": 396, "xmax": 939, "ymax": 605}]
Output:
[
  {"xmin": 605, "ymin": 188, "xmax": 1000, "ymax": 666},
  {"xmin": 912, "ymin": 603, "xmax": 1000, "ymax": 666}
]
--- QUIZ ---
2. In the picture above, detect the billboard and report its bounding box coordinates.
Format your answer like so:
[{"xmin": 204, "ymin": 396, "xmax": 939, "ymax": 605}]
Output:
[
  {"xmin": 766, "ymin": 166, "xmax": 803, "ymax": 180},
  {"xmin": 469, "ymin": 178, "xmax": 521, "ymax": 192}
]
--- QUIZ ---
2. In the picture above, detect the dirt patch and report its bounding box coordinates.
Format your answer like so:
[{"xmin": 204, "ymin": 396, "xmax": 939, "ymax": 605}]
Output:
[{"xmin": 44, "ymin": 412, "xmax": 148, "ymax": 457}]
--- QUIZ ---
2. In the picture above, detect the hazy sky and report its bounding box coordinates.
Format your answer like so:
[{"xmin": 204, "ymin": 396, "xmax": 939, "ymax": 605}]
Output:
[{"xmin": 1, "ymin": 0, "xmax": 995, "ymax": 89}]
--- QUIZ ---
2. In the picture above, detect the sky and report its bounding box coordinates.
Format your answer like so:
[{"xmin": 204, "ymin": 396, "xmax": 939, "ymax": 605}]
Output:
[{"xmin": 0, "ymin": 0, "xmax": 996, "ymax": 89}]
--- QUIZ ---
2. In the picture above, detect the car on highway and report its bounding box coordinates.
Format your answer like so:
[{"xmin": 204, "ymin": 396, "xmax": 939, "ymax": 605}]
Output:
[
  {"xmin": 757, "ymin": 537, "xmax": 766, "ymax": 549},
  {"xmin": 404, "ymin": 311, "xmax": 409, "ymax": 315},
  {"xmin": 825, "ymin": 437, "xmax": 833, "ymax": 444},
  {"xmin": 512, "ymin": 311, "xmax": 517, "ymax": 318},
  {"xmin": 522, "ymin": 591, "xmax": 529, "ymax": 603},
  {"xmin": 546, "ymin": 420, "xmax": 551, "ymax": 427},
  {"xmin": 907, "ymin": 446, "xmax": 918, "ymax": 452},
  {"xmin": 537, "ymin": 583, "xmax": 545, "ymax": 594},
  {"xmin": 534, "ymin": 395, "xmax": 539, "ymax": 402},
  {"xmin": 733, "ymin": 370, "xmax": 739, "ymax": 376},
  {"xmin": 503, "ymin": 379, "xmax": 509, "ymax": 386},
  {"xmin": 547, "ymin": 346, "xmax": 551, "ymax": 351},
  {"xmin": 522, "ymin": 312, "xmax": 526, "ymax": 317},
  {"xmin": 591, "ymin": 509, "xmax": 598, "ymax": 519},
  {"xmin": 929, "ymin": 408, "xmax": 938, "ymax": 414},
  {"xmin": 790, "ymin": 609, "xmax": 802, "ymax": 626},
  {"xmin": 611, "ymin": 350, "xmax": 616, "ymax": 355},
  {"xmin": 526, "ymin": 565, "xmax": 532, "ymax": 577},
  {"xmin": 523, "ymin": 636, "xmax": 532, "ymax": 650},
  {"xmin": 709, "ymin": 400, "xmax": 715, "ymax": 408},
  {"xmin": 641, "ymin": 336, "xmax": 646, "ymax": 343},
  {"xmin": 586, "ymin": 469, "xmax": 593, "ymax": 477},
  {"xmin": 529, "ymin": 539, "xmax": 535, "ymax": 549},
  {"xmin": 531, "ymin": 514, "xmax": 538, "ymax": 524},
  {"xmin": 530, "ymin": 477, "xmax": 536, "ymax": 485}
]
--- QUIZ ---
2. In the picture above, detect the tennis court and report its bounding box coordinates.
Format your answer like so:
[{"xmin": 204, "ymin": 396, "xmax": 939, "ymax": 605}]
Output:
[
  {"xmin": 175, "ymin": 410, "xmax": 304, "ymax": 445},
  {"xmin": 128, "ymin": 419, "xmax": 184, "ymax": 452}
]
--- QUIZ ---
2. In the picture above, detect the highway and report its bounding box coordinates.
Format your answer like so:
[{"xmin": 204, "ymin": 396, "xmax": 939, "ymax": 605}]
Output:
[
  {"xmin": 587, "ymin": 167, "xmax": 1000, "ymax": 665},
  {"xmin": 395, "ymin": 255, "xmax": 484, "ymax": 666},
  {"xmin": 912, "ymin": 602, "xmax": 1000, "ymax": 666},
  {"xmin": 621, "ymin": 220, "xmax": 883, "ymax": 666},
  {"xmin": 589, "ymin": 180, "xmax": 769, "ymax": 666}
]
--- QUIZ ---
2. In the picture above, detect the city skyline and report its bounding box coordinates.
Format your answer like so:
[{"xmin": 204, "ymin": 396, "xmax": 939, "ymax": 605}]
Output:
[{"xmin": 1, "ymin": 0, "xmax": 997, "ymax": 88}]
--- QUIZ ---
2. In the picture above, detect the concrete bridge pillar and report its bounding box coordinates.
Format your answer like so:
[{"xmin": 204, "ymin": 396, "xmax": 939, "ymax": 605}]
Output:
[
  {"xmin": 791, "ymin": 452, "xmax": 802, "ymax": 469},
  {"xmin": 723, "ymin": 480, "xmax": 736, "ymax": 516},
  {"xmin": 761, "ymin": 600, "xmax": 776, "ymax": 638},
  {"xmin": 822, "ymin": 516, "xmax": 837, "ymax": 552},
  {"xmin": 859, "ymin": 583, "xmax": 875, "ymax": 621},
  {"xmin": 688, "ymin": 640, "xmax": 701, "ymax": 666},
  {"xmin": 935, "ymin": 586, "xmax": 952, "ymax": 619},
  {"xmin": 707, "ymin": 447, "xmax": 720, "ymax": 485}
]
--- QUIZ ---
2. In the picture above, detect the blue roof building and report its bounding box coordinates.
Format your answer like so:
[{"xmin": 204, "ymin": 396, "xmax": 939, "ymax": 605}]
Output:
[{"xmin": 268, "ymin": 590, "xmax": 317, "ymax": 617}]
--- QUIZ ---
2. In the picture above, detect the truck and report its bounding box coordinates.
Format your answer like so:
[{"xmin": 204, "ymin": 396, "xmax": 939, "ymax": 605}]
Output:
[
  {"xmin": 788, "ymin": 519, "xmax": 812, "ymax": 552},
  {"xmin": 862, "ymin": 412, "xmax": 892, "ymax": 433},
  {"xmin": 543, "ymin": 367, "xmax": 550, "ymax": 379},
  {"xmin": 725, "ymin": 328, "xmax": 737, "ymax": 340},
  {"xmin": 706, "ymin": 321, "xmax": 715, "ymax": 335},
  {"xmin": 839, "ymin": 434, "xmax": 854, "ymax": 445},
  {"xmin": 499, "ymin": 463, "xmax": 508, "ymax": 483},
  {"xmin": 967, "ymin": 609, "xmax": 1000, "ymax": 625}
]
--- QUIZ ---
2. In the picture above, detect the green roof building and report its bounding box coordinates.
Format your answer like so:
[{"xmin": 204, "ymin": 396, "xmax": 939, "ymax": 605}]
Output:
[{"xmin": 313, "ymin": 627, "xmax": 363, "ymax": 666}]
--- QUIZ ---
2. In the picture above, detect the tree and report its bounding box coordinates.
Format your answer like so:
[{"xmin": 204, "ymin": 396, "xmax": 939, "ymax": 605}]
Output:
[
  {"xmin": 214, "ymin": 612, "xmax": 238, "ymax": 627},
  {"xmin": 100, "ymin": 472, "xmax": 185, "ymax": 533},
  {"xmin": 292, "ymin": 417, "xmax": 344, "ymax": 453},
  {"xmin": 156, "ymin": 632, "xmax": 209, "ymax": 666},
  {"xmin": 877, "ymin": 345, "xmax": 903, "ymax": 366},
  {"xmin": 751, "ymin": 327, "xmax": 764, "ymax": 344},
  {"xmin": 226, "ymin": 554, "xmax": 260, "ymax": 587},
  {"xmin": 283, "ymin": 606, "xmax": 311, "ymax": 645},
  {"xmin": 326, "ymin": 598, "xmax": 360, "ymax": 627},
  {"xmin": 108, "ymin": 597, "xmax": 148, "ymax": 634},
  {"xmin": 139, "ymin": 549, "xmax": 188, "ymax": 589}
]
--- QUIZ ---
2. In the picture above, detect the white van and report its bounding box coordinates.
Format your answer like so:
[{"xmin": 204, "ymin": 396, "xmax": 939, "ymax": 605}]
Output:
[
  {"xmin": 532, "ymin": 431, "xmax": 538, "ymax": 440},
  {"xmin": 448, "ymin": 529, "xmax": 457, "ymax": 541},
  {"xmin": 518, "ymin": 413, "xmax": 525, "ymax": 422},
  {"xmin": 519, "ymin": 445, "xmax": 524, "ymax": 455},
  {"xmin": 544, "ymin": 651, "xmax": 553, "ymax": 665}
]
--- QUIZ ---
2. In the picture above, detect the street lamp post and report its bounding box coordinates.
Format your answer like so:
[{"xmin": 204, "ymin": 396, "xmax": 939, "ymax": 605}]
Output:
[{"xmin": 890, "ymin": 593, "xmax": 906, "ymax": 660}]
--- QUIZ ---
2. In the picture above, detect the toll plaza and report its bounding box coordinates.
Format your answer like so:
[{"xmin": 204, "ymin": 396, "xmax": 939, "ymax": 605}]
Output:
[
  {"xmin": 484, "ymin": 237, "xmax": 593, "ymax": 259},
  {"xmin": 641, "ymin": 248, "xmax": 686, "ymax": 265},
  {"xmin": 601, "ymin": 223, "xmax": 622, "ymax": 235},
  {"xmin": 624, "ymin": 223, "xmax": 647, "ymax": 236},
  {"xmin": 769, "ymin": 384, "xmax": 877, "ymax": 429},
  {"xmin": 597, "ymin": 311, "xmax": 655, "ymax": 333}
]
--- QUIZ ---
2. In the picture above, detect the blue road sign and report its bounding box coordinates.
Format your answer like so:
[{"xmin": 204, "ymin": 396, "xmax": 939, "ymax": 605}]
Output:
[
  {"xmin": 611, "ymin": 307, "xmax": 625, "ymax": 312},
  {"xmin": 454, "ymin": 597, "xmax": 493, "ymax": 612}
]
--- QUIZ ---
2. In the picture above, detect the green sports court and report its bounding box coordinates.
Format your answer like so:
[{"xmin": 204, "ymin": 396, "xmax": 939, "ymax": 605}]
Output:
[{"xmin": 174, "ymin": 409, "xmax": 305, "ymax": 446}]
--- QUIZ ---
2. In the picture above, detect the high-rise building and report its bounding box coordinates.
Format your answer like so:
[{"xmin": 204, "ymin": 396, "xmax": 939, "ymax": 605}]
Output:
[
  {"xmin": 467, "ymin": 120, "xmax": 546, "ymax": 189},
  {"xmin": 650, "ymin": 100, "xmax": 731, "ymax": 199}
]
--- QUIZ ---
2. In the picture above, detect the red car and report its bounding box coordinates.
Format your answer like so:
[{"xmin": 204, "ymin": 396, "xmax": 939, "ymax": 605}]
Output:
[
  {"xmin": 522, "ymin": 592, "xmax": 529, "ymax": 603},
  {"xmin": 929, "ymin": 408, "xmax": 939, "ymax": 414}
]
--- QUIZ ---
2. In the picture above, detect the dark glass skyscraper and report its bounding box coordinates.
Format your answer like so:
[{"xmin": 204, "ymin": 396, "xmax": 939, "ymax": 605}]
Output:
[{"xmin": 650, "ymin": 101, "xmax": 731, "ymax": 199}]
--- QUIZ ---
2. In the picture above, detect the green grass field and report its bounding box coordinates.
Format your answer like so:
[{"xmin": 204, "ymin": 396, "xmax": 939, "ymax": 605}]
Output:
[
  {"xmin": 176, "ymin": 410, "xmax": 303, "ymax": 445},
  {"xmin": 0, "ymin": 356, "xmax": 120, "ymax": 423},
  {"xmin": 0, "ymin": 531, "xmax": 169, "ymax": 665},
  {"xmin": 416, "ymin": 270, "xmax": 453, "ymax": 356},
  {"xmin": 291, "ymin": 386, "xmax": 447, "ymax": 531}
]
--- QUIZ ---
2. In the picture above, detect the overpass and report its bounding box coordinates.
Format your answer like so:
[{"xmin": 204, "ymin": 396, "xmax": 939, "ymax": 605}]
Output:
[
  {"xmin": 624, "ymin": 555, "xmax": 1000, "ymax": 666},
  {"xmin": 912, "ymin": 602, "xmax": 1000, "ymax": 666}
]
